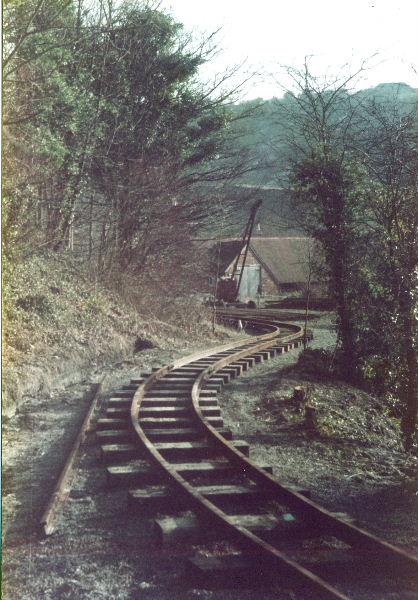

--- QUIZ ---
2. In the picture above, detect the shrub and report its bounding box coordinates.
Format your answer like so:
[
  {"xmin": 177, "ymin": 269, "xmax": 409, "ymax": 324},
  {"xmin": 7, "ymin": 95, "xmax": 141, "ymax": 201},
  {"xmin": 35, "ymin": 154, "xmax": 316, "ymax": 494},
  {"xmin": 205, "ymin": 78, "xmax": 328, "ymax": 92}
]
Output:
[{"xmin": 296, "ymin": 348, "xmax": 335, "ymax": 379}]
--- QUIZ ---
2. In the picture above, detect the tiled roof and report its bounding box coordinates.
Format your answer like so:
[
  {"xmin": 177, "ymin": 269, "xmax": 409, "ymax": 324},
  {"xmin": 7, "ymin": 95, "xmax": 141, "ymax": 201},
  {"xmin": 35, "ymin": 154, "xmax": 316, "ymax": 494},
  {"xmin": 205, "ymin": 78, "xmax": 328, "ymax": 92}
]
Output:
[
  {"xmin": 211, "ymin": 237, "xmax": 316, "ymax": 284},
  {"xmin": 249, "ymin": 237, "xmax": 314, "ymax": 284}
]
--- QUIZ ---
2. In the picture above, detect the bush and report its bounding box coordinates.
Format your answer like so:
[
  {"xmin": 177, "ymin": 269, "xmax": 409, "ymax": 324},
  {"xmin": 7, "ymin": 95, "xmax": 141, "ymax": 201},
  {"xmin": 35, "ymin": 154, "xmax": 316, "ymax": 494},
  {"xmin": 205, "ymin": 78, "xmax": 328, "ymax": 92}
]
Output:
[
  {"xmin": 361, "ymin": 355, "xmax": 391, "ymax": 395},
  {"xmin": 296, "ymin": 348, "xmax": 336, "ymax": 379}
]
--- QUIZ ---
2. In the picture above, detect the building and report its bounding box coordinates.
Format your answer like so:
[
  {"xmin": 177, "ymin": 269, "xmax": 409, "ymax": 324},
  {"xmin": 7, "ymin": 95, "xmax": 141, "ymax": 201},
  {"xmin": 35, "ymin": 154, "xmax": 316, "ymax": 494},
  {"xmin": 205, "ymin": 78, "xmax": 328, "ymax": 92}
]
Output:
[{"xmin": 208, "ymin": 237, "xmax": 324, "ymax": 302}]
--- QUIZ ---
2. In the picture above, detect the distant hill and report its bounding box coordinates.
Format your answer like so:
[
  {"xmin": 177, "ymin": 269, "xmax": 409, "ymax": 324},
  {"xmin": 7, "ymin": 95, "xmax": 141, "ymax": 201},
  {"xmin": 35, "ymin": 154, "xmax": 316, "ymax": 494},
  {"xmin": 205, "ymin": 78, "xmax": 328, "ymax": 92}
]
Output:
[
  {"xmin": 198, "ymin": 82, "xmax": 417, "ymax": 238},
  {"xmin": 357, "ymin": 82, "xmax": 418, "ymax": 104},
  {"xmin": 228, "ymin": 82, "xmax": 418, "ymax": 186}
]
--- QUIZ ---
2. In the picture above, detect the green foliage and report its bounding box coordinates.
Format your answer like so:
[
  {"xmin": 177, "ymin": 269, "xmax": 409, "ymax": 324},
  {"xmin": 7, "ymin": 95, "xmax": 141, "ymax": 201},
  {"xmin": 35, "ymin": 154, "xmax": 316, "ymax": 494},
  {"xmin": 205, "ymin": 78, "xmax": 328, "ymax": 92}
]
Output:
[
  {"xmin": 296, "ymin": 348, "xmax": 335, "ymax": 379},
  {"xmin": 277, "ymin": 66, "xmax": 418, "ymax": 446},
  {"xmin": 228, "ymin": 83, "xmax": 418, "ymax": 186},
  {"xmin": 3, "ymin": 0, "xmax": 241, "ymax": 264}
]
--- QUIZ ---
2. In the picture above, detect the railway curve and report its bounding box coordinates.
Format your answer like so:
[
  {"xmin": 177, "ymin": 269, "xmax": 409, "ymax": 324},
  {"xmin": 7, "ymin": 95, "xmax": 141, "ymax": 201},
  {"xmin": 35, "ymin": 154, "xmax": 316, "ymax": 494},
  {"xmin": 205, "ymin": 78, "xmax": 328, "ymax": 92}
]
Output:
[{"xmin": 95, "ymin": 308, "xmax": 418, "ymax": 600}]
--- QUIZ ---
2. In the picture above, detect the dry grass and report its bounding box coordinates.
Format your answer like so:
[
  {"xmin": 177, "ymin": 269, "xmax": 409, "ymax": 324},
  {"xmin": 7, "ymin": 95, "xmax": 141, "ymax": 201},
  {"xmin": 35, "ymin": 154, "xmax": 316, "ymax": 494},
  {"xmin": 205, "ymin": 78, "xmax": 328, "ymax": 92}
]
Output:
[{"xmin": 2, "ymin": 252, "xmax": 239, "ymax": 416}]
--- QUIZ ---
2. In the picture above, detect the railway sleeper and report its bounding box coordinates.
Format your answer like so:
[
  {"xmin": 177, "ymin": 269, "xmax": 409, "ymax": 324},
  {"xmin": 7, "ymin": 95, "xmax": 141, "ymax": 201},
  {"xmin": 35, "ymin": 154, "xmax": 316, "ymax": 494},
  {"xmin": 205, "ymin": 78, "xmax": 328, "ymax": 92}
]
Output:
[
  {"xmin": 105, "ymin": 407, "xmax": 133, "ymax": 417},
  {"xmin": 231, "ymin": 360, "xmax": 250, "ymax": 372},
  {"xmin": 170, "ymin": 367, "xmax": 213, "ymax": 375},
  {"xmin": 218, "ymin": 366, "xmax": 242, "ymax": 377},
  {"xmin": 127, "ymin": 485, "xmax": 187, "ymax": 514},
  {"xmin": 96, "ymin": 429, "xmax": 136, "ymax": 444},
  {"xmin": 106, "ymin": 455, "xmax": 260, "ymax": 488},
  {"xmin": 145, "ymin": 427, "xmax": 232, "ymax": 443},
  {"xmin": 191, "ymin": 364, "xmax": 224, "ymax": 372},
  {"xmin": 153, "ymin": 510, "xmax": 356, "ymax": 549},
  {"xmin": 101, "ymin": 437, "xmax": 246, "ymax": 464},
  {"xmin": 143, "ymin": 389, "xmax": 217, "ymax": 398},
  {"xmin": 158, "ymin": 376, "xmax": 225, "ymax": 385},
  {"xmin": 140, "ymin": 416, "xmax": 224, "ymax": 429},
  {"xmin": 201, "ymin": 365, "xmax": 241, "ymax": 378},
  {"xmin": 98, "ymin": 424, "xmax": 228, "ymax": 446},
  {"xmin": 175, "ymin": 461, "xmax": 272, "ymax": 480},
  {"xmin": 257, "ymin": 349, "xmax": 277, "ymax": 360},
  {"xmin": 265, "ymin": 346, "xmax": 283, "ymax": 356},
  {"xmin": 112, "ymin": 389, "xmax": 138, "ymax": 398},
  {"xmin": 239, "ymin": 358, "xmax": 256, "ymax": 369},
  {"xmin": 101, "ymin": 442, "xmax": 145, "ymax": 463},
  {"xmin": 249, "ymin": 352, "xmax": 268, "ymax": 363},
  {"xmin": 107, "ymin": 461, "xmax": 162, "ymax": 487},
  {"xmin": 96, "ymin": 417, "xmax": 129, "ymax": 431},
  {"xmin": 255, "ymin": 348, "xmax": 276, "ymax": 359},
  {"xmin": 139, "ymin": 406, "xmax": 221, "ymax": 419},
  {"xmin": 213, "ymin": 351, "xmax": 248, "ymax": 358},
  {"xmin": 152, "ymin": 439, "xmax": 249, "ymax": 461},
  {"xmin": 153, "ymin": 512, "xmax": 307, "ymax": 548},
  {"xmin": 185, "ymin": 550, "xmax": 363, "ymax": 592},
  {"xmin": 193, "ymin": 359, "xmax": 222, "ymax": 365},
  {"xmin": 269, "ymin": 345, "xmax": 285, "ymax": 355},
  {"xmin": 107, "ymin": 397, "xmax": 218, "ymax": 409},
  {"xmin": 209, "ymin": 373, "xmax": 231, "ymax": 384},
  {"xmin": 106, "ymin": 400, "xmax": 221, "ymax": 419},
  {"xmin": 202, "ymin": 543, "xmax": 405, "ymax": 583},
  {"xmin": 187, "ymin": 552, "xmax": 267, "ymax": 589},
  {"xmin": 150, "ymin": 382, "xmax": 222, "ymax": 391},
  {"xmin": 273, "ymin": 345, "xmax": 287, "ymax": 353},
  {"xmin": 128, "ymin": 482, "xmax": 263, "ymax": 514},
  {"xmin": 185, "ymin": 361, "xmax": 243, "ymax": 371}
]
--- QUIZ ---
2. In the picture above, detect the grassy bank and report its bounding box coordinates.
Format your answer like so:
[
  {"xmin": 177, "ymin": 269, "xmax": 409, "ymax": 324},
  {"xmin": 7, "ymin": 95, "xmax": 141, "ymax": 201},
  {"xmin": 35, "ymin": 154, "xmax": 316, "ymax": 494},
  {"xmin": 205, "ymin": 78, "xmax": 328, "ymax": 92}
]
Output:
[{"xmin": 2, "ymin": 253, "xmax": 225, "ymax": 418}]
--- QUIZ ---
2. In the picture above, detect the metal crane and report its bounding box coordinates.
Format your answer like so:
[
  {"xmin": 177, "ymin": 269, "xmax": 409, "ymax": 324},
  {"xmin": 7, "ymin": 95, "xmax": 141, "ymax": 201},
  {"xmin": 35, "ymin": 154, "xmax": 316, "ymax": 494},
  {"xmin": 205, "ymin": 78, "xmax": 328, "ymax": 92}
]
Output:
[{"xmin": 217, "ymin": 199, "xmax": 262, "ymax": 303}]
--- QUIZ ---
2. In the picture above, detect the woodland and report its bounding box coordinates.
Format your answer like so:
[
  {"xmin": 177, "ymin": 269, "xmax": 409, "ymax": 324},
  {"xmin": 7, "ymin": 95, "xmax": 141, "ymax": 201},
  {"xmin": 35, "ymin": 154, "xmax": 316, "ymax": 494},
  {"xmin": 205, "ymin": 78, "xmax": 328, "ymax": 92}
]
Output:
[{"xmin": 2, "ymin": 0, "xmax": 418, "ymax": 449}]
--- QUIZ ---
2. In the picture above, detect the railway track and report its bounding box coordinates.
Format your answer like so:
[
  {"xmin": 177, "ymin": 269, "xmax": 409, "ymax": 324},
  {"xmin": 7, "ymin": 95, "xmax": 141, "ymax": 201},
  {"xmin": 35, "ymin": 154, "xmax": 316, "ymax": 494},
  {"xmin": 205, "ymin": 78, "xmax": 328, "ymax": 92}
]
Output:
[{"xmin": 96, "ymin": 309, "xmax": 418, "ymax": 599}]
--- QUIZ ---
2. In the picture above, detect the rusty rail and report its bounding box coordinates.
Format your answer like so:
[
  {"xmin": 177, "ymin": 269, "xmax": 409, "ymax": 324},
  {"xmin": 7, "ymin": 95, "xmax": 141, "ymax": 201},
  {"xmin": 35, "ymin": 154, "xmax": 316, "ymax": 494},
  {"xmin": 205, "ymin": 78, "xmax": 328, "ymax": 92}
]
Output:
[
  {"xmin": 41, "ymin": 382, "xmax": 102, "ymax": 535},
  {"xmin": 97, "ymin": 309, "xmax": 418, "ymax": 599}
]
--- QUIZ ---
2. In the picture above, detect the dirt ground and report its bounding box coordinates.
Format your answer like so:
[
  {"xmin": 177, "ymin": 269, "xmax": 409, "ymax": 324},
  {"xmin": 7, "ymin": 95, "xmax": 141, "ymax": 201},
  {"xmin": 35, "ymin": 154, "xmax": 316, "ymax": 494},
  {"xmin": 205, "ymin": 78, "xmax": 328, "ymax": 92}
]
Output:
[{"xmin": 2, "ymin": 314, "xmax": 418, "ymax": 600}]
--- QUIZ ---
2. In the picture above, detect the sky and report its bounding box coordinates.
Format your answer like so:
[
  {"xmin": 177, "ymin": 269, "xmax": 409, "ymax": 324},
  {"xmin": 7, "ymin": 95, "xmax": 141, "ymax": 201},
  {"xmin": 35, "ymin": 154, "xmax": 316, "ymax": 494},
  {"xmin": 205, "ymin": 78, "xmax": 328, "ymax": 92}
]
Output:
[{"xmin": 161, "ymin": 0, "xmax": 418, "ymax": 99}]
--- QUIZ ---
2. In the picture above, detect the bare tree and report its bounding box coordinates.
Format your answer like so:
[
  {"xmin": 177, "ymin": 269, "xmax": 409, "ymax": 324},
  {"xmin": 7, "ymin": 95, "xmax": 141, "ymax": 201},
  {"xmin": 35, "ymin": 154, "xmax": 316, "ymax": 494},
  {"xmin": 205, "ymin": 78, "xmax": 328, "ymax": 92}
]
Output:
[{"xmin": 272, "ymin": 60, "xmax": 369, "ymax": 380}]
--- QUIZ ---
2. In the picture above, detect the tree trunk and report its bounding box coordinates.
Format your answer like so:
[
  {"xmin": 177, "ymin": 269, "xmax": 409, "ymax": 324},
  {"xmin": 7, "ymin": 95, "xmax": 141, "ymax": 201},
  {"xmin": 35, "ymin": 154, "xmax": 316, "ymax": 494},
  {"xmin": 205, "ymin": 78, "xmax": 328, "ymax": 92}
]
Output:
[
  {"xmin": 329, "ymin": 229, "xmax": 357, "ymax": 382},
  {"xmin": 399, "ymin": 290, "xmax": 418, "ymax": 450},
  {"xmin": 336, "ymin": 295, "xmax": 357, "ymax": 381}
]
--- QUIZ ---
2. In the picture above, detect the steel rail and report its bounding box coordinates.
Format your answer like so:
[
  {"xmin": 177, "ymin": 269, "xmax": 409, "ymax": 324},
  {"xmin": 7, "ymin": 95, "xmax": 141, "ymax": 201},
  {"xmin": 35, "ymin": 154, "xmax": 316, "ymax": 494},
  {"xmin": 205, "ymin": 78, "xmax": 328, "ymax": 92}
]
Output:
[
  {"xmin": 130, "ymin": 311, "xmax": 417, "ymax": 599},
  {"xmin": 41, "ymin": 382, "xmax": 102, "ymax": 535},
  {"xmin": 191, "ymin": 339, "xmax": 418, "ymax": 570},
  {"xmin": 130, "ymin": 319, "xmax": 349, "ymax": 598}
]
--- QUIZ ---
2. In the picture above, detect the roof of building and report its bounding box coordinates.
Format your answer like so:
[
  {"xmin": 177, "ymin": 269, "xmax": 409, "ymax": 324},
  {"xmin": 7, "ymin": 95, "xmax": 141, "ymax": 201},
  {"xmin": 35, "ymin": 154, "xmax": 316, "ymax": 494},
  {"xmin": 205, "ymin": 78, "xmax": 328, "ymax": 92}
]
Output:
[
  {"xmin": 205, "ymin": 239, "xmax": 243, "ymax": 276},
  {"xmin": 212, "ymin": 237, "xmax": 316, "ymax": 285},
  {"xmin": 249, "ymin": 237, "xmax": 314, "ymax": 285}
]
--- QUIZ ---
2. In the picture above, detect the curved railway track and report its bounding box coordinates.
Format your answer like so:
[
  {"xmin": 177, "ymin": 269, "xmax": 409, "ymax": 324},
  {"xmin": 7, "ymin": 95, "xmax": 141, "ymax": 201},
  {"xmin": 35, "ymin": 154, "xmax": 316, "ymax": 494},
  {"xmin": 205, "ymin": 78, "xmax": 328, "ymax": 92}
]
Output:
[{"xmin": 96, "ymin": 309, "xmax": 418, "ymax": 600}]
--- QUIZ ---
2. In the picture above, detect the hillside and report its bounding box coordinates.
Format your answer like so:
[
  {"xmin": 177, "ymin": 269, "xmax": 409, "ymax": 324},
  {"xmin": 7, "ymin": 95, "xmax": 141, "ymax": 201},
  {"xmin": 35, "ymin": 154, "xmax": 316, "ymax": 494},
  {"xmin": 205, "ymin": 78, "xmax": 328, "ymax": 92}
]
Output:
[
  {"xmin": 228, "ymin": 82, "xmax": 418, "ymax": 188},
  {"xmin": 192, "ymin": 83, "xmax": 418, "ymax": 238},
  {"xmin": 2, "ymin": 253, "xmax": 235, "ymax": 419}
]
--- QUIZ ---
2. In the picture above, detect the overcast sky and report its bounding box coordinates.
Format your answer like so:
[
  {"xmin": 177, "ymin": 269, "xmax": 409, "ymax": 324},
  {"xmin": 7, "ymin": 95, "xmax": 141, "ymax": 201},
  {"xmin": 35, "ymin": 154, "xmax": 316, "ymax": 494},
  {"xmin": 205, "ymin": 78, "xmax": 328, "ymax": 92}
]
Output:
[{"xmin": 161, "ymin": 0, "xmax": 418, "ymax": 99}]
